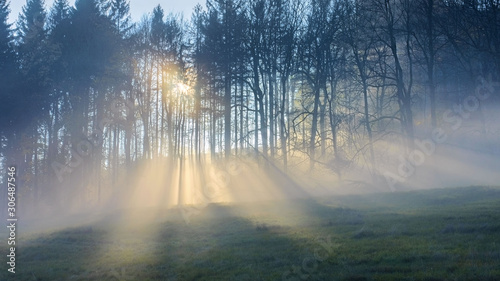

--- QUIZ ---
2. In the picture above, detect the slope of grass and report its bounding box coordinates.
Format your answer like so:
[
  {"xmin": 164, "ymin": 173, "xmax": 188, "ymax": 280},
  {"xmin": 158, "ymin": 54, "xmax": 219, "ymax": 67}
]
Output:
[{"xmin": 1, "ymin": 185, "xmax": 500, "ymax": 280}]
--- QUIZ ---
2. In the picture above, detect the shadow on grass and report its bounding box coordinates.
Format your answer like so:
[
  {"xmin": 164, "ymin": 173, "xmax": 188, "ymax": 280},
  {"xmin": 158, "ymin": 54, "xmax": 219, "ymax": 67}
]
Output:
[
  {"xmin": 1, "ymin": 185, "xmax": 499, "ymax": 281},
  {"xmin": 0, "ymin": 225, "xmax": 109, "ymax": 281}
]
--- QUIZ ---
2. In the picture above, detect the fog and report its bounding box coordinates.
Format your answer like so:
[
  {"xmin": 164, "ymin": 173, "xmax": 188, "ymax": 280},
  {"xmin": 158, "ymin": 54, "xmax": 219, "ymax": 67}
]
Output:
[
  {"xmin": 16, "ymin": 110, "xmax": 500, "ymax": 234},
  {"xmin": 1, "ymin": 3, "xmax": 500, "ymax": 280}
]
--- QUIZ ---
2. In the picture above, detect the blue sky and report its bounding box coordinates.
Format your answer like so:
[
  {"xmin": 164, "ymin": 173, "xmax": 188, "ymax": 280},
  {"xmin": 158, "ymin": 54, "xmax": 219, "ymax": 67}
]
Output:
[{"xmin": 7, "ymin": 0, "xmax": 202, "ymax": 24}]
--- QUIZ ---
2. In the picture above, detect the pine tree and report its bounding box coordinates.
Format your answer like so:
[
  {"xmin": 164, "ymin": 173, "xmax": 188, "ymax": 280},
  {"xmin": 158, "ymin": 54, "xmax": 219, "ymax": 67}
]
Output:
[
  {"xmin": 0, "ymin": 0, "xmax": 14, "ymax": 80},
  {"xmin": 48, "ymin": 0, "xmax": 70, "ymax": 30},
  {"xmin": 17, "ymin": 0, "xmax": 46, "ymax": 45},
  {"xmin": 16, "ymin": 0, "xmax": 50, "ymax": 118},
  {"xmin": 203, "ymin": 0, "xmax": 247, "ymax": 158},
  {"xmin": 15, "ymin": 0, "xmax": 53, "ymax": 205},
  {"xmin": 0, "ymin": 0, "xmax": 17, "ymax": 217},
  {"xmin": 0, "ymin": 0, "xmax": 17, "ymax": 135},
  {"xmin": 109, "ymin": 0, "xmax": 133, "ymax": 36},
  {"xmin": 151, "ymin": 5, "xmax": 165, "ymax": 48}
]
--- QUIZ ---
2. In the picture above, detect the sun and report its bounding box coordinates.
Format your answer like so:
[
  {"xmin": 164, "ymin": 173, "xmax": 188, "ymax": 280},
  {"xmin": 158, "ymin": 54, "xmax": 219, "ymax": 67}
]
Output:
[{"xmin": 175, "ymin": 82, "xmax": 190, "ymax": 94}]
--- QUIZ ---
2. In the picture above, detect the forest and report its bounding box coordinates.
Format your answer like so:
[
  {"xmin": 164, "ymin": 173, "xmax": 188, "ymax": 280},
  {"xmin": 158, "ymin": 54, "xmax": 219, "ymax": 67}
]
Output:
[{"xmin": 1, "ymin": 0, "xmax": 500, "ymax": 218}]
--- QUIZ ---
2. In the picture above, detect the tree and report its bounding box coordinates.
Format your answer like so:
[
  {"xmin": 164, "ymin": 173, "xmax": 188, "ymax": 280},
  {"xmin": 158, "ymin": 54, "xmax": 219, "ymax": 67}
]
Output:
[
  {"xmin": 203, "ymin": 0, "xmax": 247, "ymax": 158},
  {"xmin": 339, "ymin": 0, "xmax": 376, "ymax": 171},
  {"xmin": 191, "ymin": 4, "xmax": 205, "ymax": 160},
  {"xmin": 53, "ymin": 0, "xmax": 123, "ymax": 205},
  {"xmin": 109, "ymin": 0, "xmax": 133, "ymax": 36},
  {"xmin": 0, "ymin": 0, "xmax": 18, "ymax": 168},
  {"xmin": 48, "ymin": 0, "xmax": 70, "ymax": 30},
  {"xmin": 0, "ymin": 0, "xmax": 16, "ymax": 130},
  {"xmin": 150, "ymin": 5, "xmax": 165, "ymax": 158},
  {"xmin": 247, "ymin": 0, "xmax": 268, "ymax": 160},
  {"xmin": 0, "ymin": 0, "xmax": 15, "ymax": 214},
  {"xmin": 276, "ymin": 0, "xmax": 301, "ymax": 170},
  {"xmin": 412, "ymin": 0, "xmax": 443, "ymax": 128},
  {"xmin": 372, "ymin": 0, "xmax": 416, "ymax": 151},
  {"xmin": 15, "ymin": 0, "xmax": 52, "ymax": 204},
  {"xmin": 299, "ymin": 0, "xmax": 334, "ymax": 168},
  {"xmin": 45, "ymin": 0, "xmax": 70, "ymax": 181}
]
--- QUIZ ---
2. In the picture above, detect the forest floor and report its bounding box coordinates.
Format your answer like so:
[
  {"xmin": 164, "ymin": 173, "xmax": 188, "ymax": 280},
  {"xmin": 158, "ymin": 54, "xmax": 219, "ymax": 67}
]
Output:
[{"xmin": 1, "ymin": 185, "xmax": 500, "ymax": 281}]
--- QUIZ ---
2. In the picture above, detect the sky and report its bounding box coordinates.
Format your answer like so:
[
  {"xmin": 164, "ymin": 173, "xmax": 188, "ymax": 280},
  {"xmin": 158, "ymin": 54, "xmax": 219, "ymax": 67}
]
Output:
[{"xmin": 7, "ymin": 0, "xmax": 203, "ymax": 24}]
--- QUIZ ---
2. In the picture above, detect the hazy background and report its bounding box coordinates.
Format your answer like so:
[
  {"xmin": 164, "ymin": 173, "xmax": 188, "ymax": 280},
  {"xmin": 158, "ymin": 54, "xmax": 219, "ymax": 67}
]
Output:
[{"xmin": 1, "ymin": 0, "xmax": 499, "ymax": 226}]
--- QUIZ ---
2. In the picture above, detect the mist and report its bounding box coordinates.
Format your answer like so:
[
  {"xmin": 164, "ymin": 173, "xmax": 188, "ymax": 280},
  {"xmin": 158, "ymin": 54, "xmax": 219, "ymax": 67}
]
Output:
[{"xmin": 1, "ymin": 0, "xmax": 500, "ymax": 280}]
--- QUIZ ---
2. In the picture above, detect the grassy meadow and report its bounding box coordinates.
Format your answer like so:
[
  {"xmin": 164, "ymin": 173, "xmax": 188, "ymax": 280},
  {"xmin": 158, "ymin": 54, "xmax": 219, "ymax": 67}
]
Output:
[{"xmin": 1, "ymin": 185, "xmax": 500, "ymax": 281}]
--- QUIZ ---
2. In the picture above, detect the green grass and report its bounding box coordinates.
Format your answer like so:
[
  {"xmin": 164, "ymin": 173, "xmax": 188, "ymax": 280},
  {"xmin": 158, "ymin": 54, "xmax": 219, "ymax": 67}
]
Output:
[{"xmin": 1, "ymin": 185, "xmax": 500, "ymax": 280}]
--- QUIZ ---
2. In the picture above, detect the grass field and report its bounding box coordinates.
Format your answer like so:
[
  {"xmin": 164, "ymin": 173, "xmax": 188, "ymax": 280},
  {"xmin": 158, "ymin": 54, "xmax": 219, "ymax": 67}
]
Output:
[{"xmin": 1, "ymin": 185, "xmax": 500, "ymax": 280}]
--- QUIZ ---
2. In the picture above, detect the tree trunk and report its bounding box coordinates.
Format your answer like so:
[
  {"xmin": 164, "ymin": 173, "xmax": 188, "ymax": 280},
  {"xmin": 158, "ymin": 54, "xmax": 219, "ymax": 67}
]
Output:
[{"xmin": 309, "ymin": 85, "xmax": 320, "ymax": 169}]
